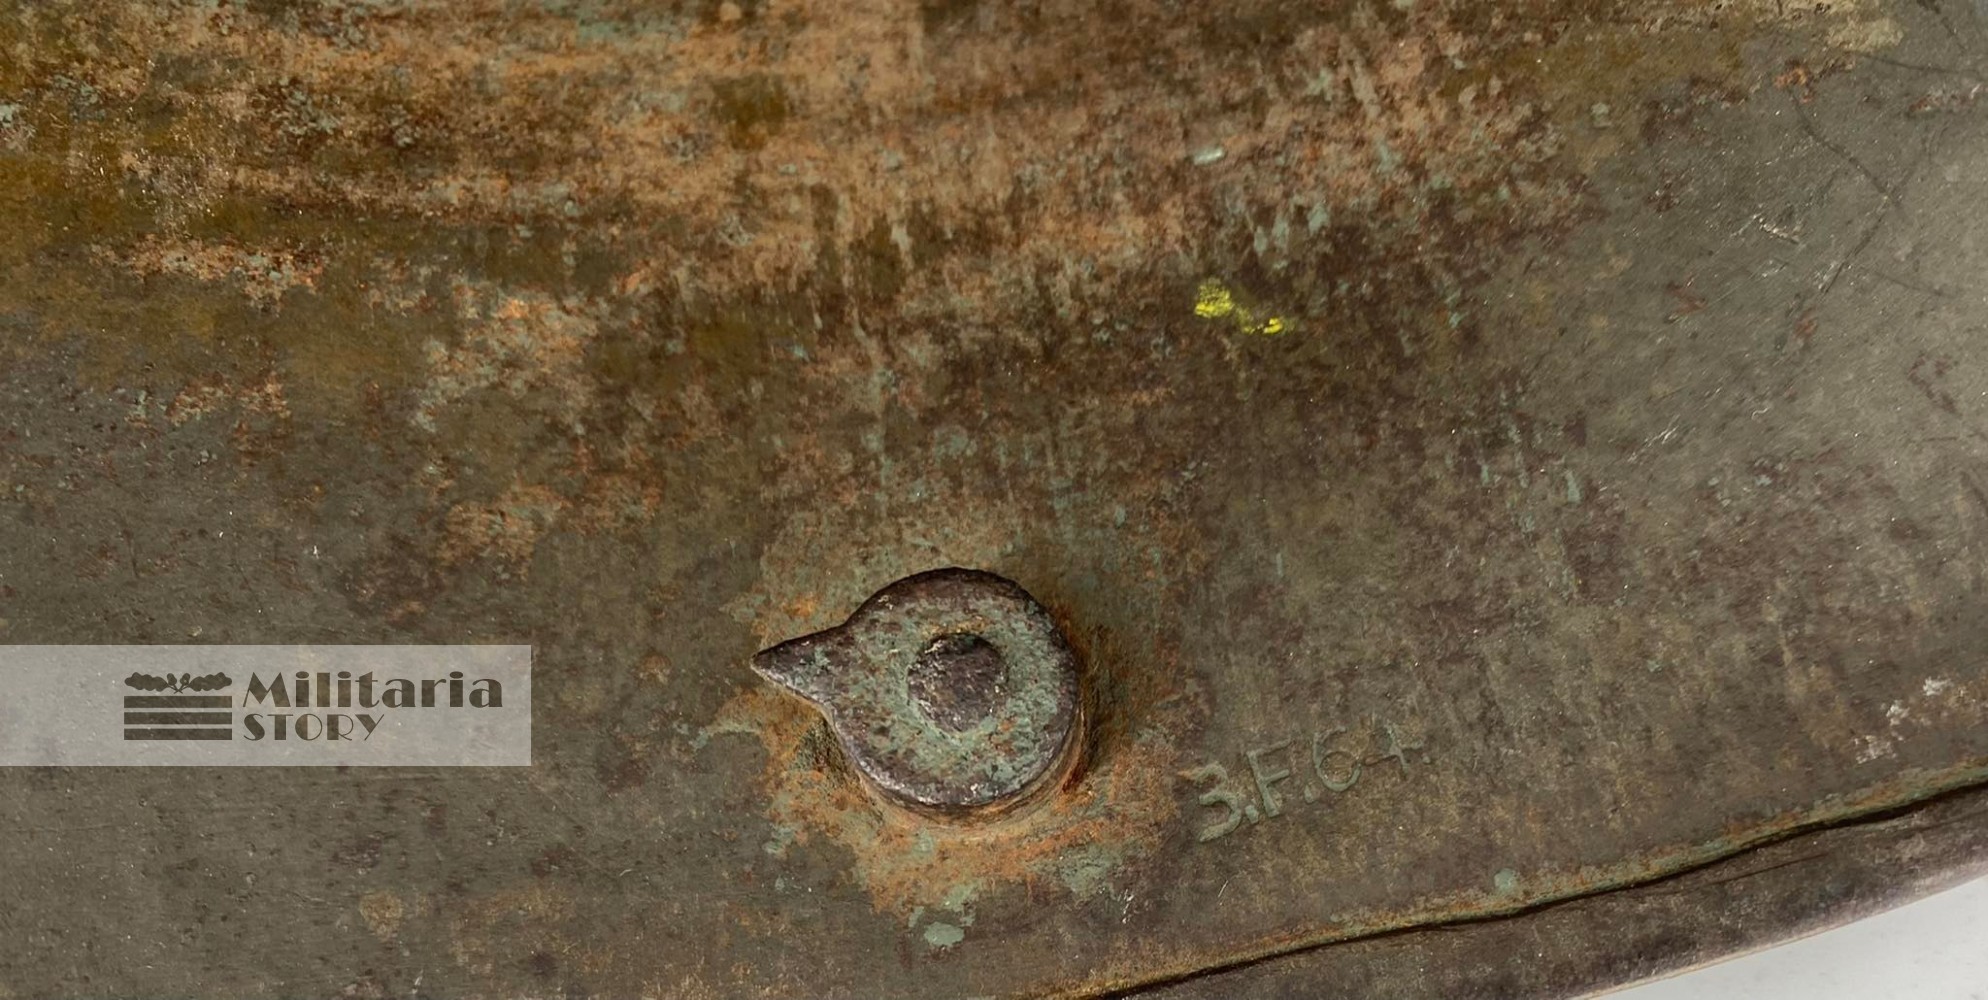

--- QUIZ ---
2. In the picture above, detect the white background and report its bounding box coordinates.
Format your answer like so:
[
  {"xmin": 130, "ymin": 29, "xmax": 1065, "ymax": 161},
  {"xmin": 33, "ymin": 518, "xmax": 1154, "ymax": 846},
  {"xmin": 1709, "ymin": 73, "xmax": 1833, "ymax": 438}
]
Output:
[{"xmin": 1609, "ymin": 874, "xmax": 1988, "ymax": 998}]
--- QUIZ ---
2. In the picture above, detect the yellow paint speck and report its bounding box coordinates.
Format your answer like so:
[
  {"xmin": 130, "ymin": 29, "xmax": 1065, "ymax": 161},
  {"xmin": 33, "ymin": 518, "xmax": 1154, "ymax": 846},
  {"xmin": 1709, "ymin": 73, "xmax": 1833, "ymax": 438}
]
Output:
[
  {"xmin": 1193, "ymin": 280, "xmax": 1237, "ymax": 320},
  {"xmin": 1193, "ymin": 279, "xmax": 1287, "ymax": 336}
]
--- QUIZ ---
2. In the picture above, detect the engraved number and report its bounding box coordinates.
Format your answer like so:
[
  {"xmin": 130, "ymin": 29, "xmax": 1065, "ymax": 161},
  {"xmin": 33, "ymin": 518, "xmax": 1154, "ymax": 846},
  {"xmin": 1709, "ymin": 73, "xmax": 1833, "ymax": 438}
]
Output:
[
  {"xmin": 1311, "ymin": 726, "xmax": 1362, "ymax": 792},
  {"xmin": 1181, "ymin": 763, "xmax": 1246, "ymax": 843}
]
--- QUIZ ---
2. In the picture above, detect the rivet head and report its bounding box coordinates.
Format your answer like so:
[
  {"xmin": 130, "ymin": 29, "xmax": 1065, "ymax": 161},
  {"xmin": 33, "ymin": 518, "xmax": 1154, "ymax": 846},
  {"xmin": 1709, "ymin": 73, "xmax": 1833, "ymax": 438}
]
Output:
[
  {"xmin": 751, "ymin": 568, "xmax": 1081, "ymax": 814},
  {"xmin": 908, "ymin": 633, "xmax": 1008, "ymax": 734}
]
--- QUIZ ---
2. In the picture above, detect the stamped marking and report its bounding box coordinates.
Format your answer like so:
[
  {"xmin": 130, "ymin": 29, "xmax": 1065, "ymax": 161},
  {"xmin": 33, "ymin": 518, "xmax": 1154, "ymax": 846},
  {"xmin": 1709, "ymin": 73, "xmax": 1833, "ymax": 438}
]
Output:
[{"xmin": 1180, "ymin": 714, "xmax": 1427, "ymax": 844}]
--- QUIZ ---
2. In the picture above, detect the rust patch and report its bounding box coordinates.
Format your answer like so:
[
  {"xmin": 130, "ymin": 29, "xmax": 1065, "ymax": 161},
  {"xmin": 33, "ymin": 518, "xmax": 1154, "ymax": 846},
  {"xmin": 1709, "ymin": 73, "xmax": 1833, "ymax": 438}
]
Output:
[
  {"xmin": 709, "ymin": 617, "xmax": 1197, "ymax": 917},
  {"xmin": 98, "ymin": 235, "xmax": 326, "ymax": 309}
]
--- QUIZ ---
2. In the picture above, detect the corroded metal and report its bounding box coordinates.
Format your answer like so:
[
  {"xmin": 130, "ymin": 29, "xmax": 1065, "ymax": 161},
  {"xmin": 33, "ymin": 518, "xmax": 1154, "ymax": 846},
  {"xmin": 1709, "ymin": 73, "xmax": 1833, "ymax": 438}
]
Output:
[
  {"xmin": 1148, "ymin": 785, "xmax": 1988, "ymax": 999},
  {"xmin": 752, "ymin": 568, "xmax": 1081, "ymax": 812},
  {"xmin": 0, "ymin": 0, "xmax": 1986, "ymax": 997}
]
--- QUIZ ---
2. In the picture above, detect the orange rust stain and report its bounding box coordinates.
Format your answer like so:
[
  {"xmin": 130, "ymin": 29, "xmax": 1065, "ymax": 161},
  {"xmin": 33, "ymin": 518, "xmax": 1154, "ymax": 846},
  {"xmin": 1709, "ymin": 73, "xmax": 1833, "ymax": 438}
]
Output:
[
  {"xmin": 781, "ymin": 594, "xmax": 821, "ymax": 622},
  {"xmin": 439, "ymin": 481, "xmax": 568, "ymax": 571},
  {"xmin": 97, "ymin": 236, "xmax": 326, "ymax": 310},
  {"xmin": 161, "ymin": 372, "xmax": 291, "ymax": 428},
  {"xmin": 711, "ymin": 625, "xmax": 1196, "ymax": 917}
]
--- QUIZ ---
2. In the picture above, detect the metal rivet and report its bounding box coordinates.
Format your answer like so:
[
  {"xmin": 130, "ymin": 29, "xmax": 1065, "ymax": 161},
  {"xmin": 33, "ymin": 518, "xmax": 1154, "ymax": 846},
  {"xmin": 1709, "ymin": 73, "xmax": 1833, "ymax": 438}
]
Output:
[{"xmin": 751, "ymin": 568, "xmax": 1081, "ymax": 814}]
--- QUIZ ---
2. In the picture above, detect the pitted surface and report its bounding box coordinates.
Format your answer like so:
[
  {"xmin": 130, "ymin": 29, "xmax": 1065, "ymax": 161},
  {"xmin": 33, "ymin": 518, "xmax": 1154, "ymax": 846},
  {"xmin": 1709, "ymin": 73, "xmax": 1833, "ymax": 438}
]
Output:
[
  {"xmin": 909, "ymin": 633, "xmax": 1008, "ymax": 734},
  {"xmin": 1, "ymin": 1, "xmax": 1987, "ymax": 998},
  {"xmin": 753, "ymin": 568, "xmax": 1080, "ymax": 811}
]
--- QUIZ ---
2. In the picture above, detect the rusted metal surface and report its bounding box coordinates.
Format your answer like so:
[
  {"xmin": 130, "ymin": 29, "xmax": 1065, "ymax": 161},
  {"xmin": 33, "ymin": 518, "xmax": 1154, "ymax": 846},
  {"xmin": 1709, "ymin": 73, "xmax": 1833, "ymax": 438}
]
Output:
[
  {"xmin": 753, "ymin": 567, "xmax": 1081, "ymax": 812},
  {"xmin": 0, "ymin": 0, "xmax": 1985, "ymax": 997},
  {"xmin": 1141, "ymin": 785, "xmax": 1988, "ymax": 999}
]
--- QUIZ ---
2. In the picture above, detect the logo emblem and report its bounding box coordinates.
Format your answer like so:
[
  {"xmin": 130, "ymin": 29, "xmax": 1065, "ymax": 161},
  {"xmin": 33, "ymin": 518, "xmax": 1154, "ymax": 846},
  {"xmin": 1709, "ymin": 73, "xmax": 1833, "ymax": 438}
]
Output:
[{"xmin": 122, "ymin": 672, "xmax": 234, "ymax": 741}]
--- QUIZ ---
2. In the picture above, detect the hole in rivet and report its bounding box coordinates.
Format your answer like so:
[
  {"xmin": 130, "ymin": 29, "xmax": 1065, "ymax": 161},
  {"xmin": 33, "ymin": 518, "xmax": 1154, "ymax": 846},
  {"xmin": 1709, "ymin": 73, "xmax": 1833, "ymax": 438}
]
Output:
[{"xmin": 907, "ymin": 633, "xmax": 1007, "ymax": 733}]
